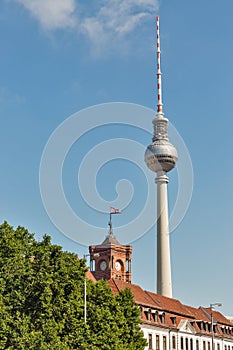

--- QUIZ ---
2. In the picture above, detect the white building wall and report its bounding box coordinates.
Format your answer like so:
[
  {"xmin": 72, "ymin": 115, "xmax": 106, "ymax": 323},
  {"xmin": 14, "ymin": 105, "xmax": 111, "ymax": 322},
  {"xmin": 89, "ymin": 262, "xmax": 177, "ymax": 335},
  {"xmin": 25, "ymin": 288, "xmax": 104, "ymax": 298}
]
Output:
[{"xmin": 141, "ymin": 324, "xmax": 233, "ymax": 350}]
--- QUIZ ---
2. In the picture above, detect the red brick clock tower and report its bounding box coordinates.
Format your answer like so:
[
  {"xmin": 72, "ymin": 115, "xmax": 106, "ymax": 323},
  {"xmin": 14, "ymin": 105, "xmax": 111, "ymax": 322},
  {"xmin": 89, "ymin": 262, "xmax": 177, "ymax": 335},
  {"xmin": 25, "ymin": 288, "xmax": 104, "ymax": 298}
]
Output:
[{"xmin": 89, "ymin": 223, "xmax": 132, "ymax": 283}]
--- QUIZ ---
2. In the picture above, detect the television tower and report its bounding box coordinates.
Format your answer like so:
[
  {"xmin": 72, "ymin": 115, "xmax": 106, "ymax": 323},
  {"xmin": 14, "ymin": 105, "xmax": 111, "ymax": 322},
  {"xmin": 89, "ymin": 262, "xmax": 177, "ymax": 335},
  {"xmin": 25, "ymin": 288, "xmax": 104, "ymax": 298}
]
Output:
[{"xmin": 145, "ymin": 16, "xmax": 178, "ymax": 298}]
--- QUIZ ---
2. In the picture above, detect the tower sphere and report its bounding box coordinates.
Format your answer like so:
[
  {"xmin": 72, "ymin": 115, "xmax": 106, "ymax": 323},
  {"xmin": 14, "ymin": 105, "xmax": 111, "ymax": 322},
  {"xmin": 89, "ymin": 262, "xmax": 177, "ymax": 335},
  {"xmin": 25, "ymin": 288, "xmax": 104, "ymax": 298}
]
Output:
[
  {"xmin": 145, "ymin": 114, "xmax": 178, "ymax": 173},
  {"xmin": 145, "ymin": 139, "xmax": 178, "ymax": 173}
]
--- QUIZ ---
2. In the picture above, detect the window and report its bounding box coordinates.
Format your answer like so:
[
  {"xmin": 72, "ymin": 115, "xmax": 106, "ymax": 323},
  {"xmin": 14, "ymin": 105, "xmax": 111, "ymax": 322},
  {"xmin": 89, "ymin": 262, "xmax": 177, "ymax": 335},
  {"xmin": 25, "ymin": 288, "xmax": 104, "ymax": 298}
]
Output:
[
  {"xmin": 148, "ymin": 334, "xmax": 153, "ymax": 350},
  {"xmin": 224, "ymin": 346, "xmax": 227, "ymax": 350},
  {"xmin": 146, "ymin": 311, "xmax": 152, "ymax": 322},
  {"xmin": 217, "ymin": 344, "xmax": 220, "ymax": 350},
  {"xmin": 190, "ymin": 338, "xmax": 193, "ymax": 350},
  {"xmin": 163, "ymin": 336, "xmax": 167, "ymax": 350},
  {"xmin": 156, "ymin": 335, "xmax": 160, "ymax": 350},
  {"xmin": 208, "ymin": 342, "xmax": 211, "ymax": 350},
  {"xmin": 159, "ymin": 312, "xmax": 165, "ymax": 324},
  {"xmin": 172, "ymin": 336, "xmax": 176, "ymax": 349},
  {"xmin": 90, "ymin": 259, "xmax": 95, "ymax": 271},
  {"xmin": 203, "ymin": 341, "xmax": 206, "ymax": 350},
  {"xmin": 196, "ymin": 340, "xmax": 199, "ymax": 350},
  {"xmin": 126, "ymin": 259, "xmax": 129, "ymax": 272},
  {"xmin": 171, "ymin": 317, "xmax": 176, "ymax": 325},
  {"xmin": 181, "ymin": 337, "xmax": 184, "ymax": 350},
  {"xmin": 154, "ymin": 311, "xmax": 158, "ymax": 322},
  {"xmin": 126, "ymin": 259, "xmax": 131, "ymax": 272},
  {"xmin": 185, "ymin": 338, "xmax": 189, "ymax": 350}
]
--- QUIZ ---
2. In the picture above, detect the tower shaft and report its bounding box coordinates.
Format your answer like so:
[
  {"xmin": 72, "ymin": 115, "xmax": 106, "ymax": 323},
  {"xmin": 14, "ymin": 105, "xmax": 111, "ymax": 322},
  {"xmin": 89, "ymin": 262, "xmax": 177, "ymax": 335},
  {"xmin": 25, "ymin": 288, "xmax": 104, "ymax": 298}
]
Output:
[{"xmin": 156, "ymin": 172, "xmax": 172, "ymax": 297}]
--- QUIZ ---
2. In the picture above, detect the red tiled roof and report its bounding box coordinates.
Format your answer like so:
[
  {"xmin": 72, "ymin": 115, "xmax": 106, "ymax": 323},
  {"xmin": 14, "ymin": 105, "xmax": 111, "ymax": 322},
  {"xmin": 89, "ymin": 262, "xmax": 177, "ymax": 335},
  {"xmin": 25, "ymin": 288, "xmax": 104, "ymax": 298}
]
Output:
[
  {"xmin": 107, "ymin": 279, "xmax": 160, "ymax": 308},
  {"xmin": 86, "ymin": 271, "xmax": 97, "ymax": 283},
  {"xmin": 145, "ymin": 291, "xmax": 194, "ymax": 318},
  {"xmin": 201, "ymin": 307, "xmax": 233, "ymax": 326},
  {"xmin": 106, "ymin": 279, "xmax": 233, "ymax": 339},
  {"xmin": 184, "ymin": 305, "xmax": 210, "ymax": 322}
]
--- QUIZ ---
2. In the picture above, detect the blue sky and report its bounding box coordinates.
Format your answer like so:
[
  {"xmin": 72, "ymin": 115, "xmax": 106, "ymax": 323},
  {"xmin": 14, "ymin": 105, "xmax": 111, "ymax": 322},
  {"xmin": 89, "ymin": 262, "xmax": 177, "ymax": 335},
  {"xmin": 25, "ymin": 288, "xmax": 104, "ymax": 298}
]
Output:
[{"xmin": 1, "ymin": 0, "xmax": 233, "ymax": 316}]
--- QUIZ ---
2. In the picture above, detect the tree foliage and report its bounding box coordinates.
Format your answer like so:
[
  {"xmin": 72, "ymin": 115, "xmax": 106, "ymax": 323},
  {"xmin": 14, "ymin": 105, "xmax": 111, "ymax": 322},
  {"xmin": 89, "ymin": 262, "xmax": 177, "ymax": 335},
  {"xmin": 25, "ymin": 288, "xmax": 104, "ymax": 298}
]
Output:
[{"xmin": 0, "ymin": 221, "xmax": 146, "ymax": 349}]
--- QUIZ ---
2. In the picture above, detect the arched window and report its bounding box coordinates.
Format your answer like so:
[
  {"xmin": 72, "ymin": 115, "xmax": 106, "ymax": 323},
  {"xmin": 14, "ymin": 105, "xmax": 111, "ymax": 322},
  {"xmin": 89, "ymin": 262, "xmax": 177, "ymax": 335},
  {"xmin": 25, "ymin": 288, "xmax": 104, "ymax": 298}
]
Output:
[{"xmin": 172, "ymin": 335, "xmax": 176, "ymax": 349}]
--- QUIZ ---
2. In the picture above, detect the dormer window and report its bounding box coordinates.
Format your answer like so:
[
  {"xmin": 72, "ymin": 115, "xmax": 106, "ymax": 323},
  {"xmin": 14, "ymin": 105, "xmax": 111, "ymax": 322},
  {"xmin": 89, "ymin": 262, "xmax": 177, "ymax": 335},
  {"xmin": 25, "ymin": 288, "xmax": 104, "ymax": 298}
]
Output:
[
  {"xmin": 198, "ymin": 321, "xmax": 204, "ymax": 330},
  {"xmin": 147, "ymin": 311, "xmax": 152, "ymax": 322},
  {"xmin": 151, "ymin": 309, "xmax": 157, "ymax": 322},
  {"xmin": 159, "ymin": 311, "xmax": 165, "ymax": 324},
  {"xmin": 143, "ymin": 308, "xmax": 151, "ymax": 322},
  {"xmin": 170, "ymin": 316, "xmax": 176, "ymax": 326}
]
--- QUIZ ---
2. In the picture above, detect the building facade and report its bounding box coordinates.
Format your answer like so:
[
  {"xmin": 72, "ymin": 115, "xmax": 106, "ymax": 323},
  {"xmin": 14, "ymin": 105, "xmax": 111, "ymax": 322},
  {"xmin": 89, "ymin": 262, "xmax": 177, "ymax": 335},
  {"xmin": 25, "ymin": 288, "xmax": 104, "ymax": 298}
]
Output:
[
  {"xmin": 87, "ymin": 234, "xmax": 233, "ymax": 350},
  {"xmin": 109, "ymin": 278, "xmax": 233, "ymax": 350}
]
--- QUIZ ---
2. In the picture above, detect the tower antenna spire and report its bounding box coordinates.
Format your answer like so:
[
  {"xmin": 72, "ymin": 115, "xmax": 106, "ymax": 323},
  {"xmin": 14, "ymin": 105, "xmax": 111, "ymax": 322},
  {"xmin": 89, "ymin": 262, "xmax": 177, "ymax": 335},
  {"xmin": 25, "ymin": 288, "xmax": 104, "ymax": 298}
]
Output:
[{"xmin": 156, "ymin": 16, "xmax": 163, "ymax": 115}]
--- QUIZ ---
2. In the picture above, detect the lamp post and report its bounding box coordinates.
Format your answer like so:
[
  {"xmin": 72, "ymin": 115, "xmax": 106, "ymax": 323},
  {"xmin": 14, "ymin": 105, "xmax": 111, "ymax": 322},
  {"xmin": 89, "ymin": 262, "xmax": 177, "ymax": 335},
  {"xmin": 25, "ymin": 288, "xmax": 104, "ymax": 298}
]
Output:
[
  {"xmin": 210, "ymin": 303, "xmax": 222, "ymax": 350},
  {"xmin": 83, "ymin": 253, "xmax": 99, "ymax": 323}
]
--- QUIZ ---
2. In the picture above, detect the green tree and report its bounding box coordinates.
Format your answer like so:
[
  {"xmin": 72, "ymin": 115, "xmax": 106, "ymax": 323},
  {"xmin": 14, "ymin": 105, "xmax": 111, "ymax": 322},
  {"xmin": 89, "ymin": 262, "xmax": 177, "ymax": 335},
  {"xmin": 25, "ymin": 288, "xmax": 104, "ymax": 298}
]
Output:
[
  {"xmin": 85, "ymin": 280, "xmax": 146, "ymax": 350},
  {"xmin": 0, "ymin": 221, "xmax": 146, "ymax": 350}
]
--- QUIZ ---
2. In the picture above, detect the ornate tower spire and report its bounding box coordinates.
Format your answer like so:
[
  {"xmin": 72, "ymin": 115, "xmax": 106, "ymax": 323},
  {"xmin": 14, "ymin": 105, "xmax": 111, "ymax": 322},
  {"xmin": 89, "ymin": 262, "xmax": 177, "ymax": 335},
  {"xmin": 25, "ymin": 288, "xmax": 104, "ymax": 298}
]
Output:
[{"xmin": 145, "ymin": 16, "xmax": 178, "ymax": 298}]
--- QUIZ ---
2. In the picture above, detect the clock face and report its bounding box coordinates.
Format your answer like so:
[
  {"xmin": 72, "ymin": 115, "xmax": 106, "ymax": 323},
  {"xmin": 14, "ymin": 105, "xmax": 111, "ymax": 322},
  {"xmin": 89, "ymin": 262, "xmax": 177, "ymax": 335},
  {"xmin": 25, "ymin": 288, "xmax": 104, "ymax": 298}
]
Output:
[
  {"xmin": 100, "ymin": 260, "xmax": 107, "ymax": 271},
  {"xmin": 115, "ymin": 261, "xmax": 121, "ymax": 271}
]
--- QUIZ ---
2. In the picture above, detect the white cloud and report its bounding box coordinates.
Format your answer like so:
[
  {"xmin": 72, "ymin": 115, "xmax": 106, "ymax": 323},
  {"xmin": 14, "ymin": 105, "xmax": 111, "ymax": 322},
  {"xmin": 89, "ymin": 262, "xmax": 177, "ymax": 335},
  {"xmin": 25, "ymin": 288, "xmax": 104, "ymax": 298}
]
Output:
[
  {"xmin": 13, "ymin": 0, "xmax": 159, "ymax": 55},
  {"xmin": 80, "ymin": 0, "xmax": 159, "ymax": 55},
  {"xmin": 16, "ymin": 0, "xmax": 76, "ymax": 30},
  {"xmin": 82, "ymin": 0, "xmax": 158, "ymax": 36}
]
